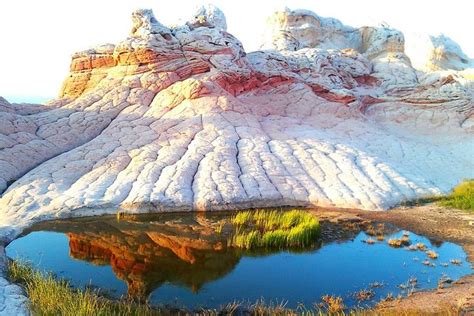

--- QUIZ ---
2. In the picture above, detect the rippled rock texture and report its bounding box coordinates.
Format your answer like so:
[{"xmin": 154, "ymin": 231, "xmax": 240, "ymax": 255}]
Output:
[{"xmin": 0, "ymin": 6, "xmax": 473, "ymax": 238}]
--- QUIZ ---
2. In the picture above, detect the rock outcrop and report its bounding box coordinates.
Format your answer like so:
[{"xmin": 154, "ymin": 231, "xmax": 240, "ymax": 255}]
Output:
[
  {"xmin": 0, "ymin": 6, "xmax": 473, "ymax": 240},
  {"xmin": 406, "ymin": 33, "xmax": 473, "ymax": 72}
]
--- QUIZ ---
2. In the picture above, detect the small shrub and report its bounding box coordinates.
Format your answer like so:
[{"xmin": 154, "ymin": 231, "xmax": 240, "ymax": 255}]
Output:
[{"xmin": 438, "ymin": 180, "xmax": 474, "ymax": 211}]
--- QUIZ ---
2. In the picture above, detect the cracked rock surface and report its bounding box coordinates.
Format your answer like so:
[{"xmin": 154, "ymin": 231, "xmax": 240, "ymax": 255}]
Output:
[
  {"xmin": 0, "ymin": 6, "xmax": 473, "ymax": 314},
  {"xmin": 0, "ymin": 6, "xmax": 473, "ymax": 239}
]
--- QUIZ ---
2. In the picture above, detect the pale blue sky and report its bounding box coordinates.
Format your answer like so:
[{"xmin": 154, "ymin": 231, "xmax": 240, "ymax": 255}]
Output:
[{"xmin": 0, "ymin": 0, "xmax": 472, "ymax": 101}]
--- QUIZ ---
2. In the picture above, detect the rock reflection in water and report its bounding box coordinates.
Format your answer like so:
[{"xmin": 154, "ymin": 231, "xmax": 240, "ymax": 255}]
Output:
[
  {"xmin": 26, "ymin": 212, "xmax": 357, "ymax": 300},
  {"xmin": 10, "ymin": 212, "xmax": 472, "ymax": 309},
  {"xmin": 55, "ymin": 214, "xmax": 240, "ymax": 299}
]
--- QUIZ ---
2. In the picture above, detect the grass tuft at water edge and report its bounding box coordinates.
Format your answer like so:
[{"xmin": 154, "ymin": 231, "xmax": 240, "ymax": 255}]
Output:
[{"xmin": 230, "ymin": 209, "xmax": 320, "ymax": 249}]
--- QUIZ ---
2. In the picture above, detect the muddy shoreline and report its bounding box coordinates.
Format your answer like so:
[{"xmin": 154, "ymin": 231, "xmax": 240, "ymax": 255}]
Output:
[{"xmin": 309, "ymin": 204, "xmax": 474, "ymax": 313}]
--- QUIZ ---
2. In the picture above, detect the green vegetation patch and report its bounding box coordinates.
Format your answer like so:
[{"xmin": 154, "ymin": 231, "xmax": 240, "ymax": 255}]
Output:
[
  {"xmin": 438, "ymin": 180, "xmax": 474, "ymax": 212},
  {"xmin": 400, "ymin": 180, "xmax": 474, "ymax": 212},
  {"xmin": 230, "ymin": 209, "xmax": 320, "ymax": 249},
  {"xmin": 8, "ymin": 260, "xmax": 157, "ymax": 316}
]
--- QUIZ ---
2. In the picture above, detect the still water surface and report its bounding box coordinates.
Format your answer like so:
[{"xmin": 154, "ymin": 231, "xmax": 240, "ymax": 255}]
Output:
[{"xmin": 6, "ymin": 213, "xmax": 472, "ymax": 309}]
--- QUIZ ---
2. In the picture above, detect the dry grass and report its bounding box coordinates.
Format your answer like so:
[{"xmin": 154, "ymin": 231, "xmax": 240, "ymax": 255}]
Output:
[
  {"xmin": 317, "ymin": 295, "xmax": 345, "ymax": 313},
  {"xmin": 8, "ymin": 260, "xmax": 158, "ymax": 316},
  {"xmin": 354, "ymin": 289, "xmax": 375, "ymax": 302}
]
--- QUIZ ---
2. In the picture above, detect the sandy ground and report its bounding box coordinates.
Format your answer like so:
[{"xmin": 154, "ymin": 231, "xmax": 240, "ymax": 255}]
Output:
[{"xmin": 310, "ymin": 204, "xmax": 474, "ymax": 314}]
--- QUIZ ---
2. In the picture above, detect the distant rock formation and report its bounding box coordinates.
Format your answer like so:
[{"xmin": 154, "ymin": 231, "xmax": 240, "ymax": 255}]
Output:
[
  {"xmin": 0, "ymin": 6, "xmax": 473, "ymax": 240},
  {"xmin": 406, "ymin": 33, "xmax": 473, "ymax": 72}
]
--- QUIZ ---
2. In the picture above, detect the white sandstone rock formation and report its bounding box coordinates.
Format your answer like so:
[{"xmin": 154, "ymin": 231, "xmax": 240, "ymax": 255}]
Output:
[
  {"xmin": 406, "ymin": 33, "xmax": 473, "ymax": 72},
  {"xmin": 189, "ymin": 4, "xmax": 227, "ymax": 30},
  {"xmin": 260, "ymin": 8, "xmax": 420, "ymax": 90},
  {"xmin": 0, "ymin": 7, "xmax": 473, "ymax": 242},
  {"xmin": 260, "ymin": 9, "xmax": 358, "ymax": 51}
]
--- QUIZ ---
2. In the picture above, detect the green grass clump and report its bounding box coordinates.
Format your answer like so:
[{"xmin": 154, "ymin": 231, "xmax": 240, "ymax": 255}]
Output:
[
  {"xmin": 261, "ymin": 230, "xmax": 288, "ymax": 248},
  {"xmin": 230, "ymin": 209, "xmax": 320, "ymax": 249},
  {"xmin": 232, "ymin": 211, "xmax": 254, "ymax": 226},
  {"xmin": 8, "ymin": 260, "xmax": 157, "ymax": 316},
  {"xmin": 438, "ymin": 180, "xmax": 474, "ymax": 212},
  {"xmin": 232, "ymin": 230, "xmax": 261, "ymax": 249}
]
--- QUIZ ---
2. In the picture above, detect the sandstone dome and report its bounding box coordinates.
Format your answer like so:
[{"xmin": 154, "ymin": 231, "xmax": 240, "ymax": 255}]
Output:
[{"xmin": 0, "ymin": 7, "xmax": 473, "ymax": 239}]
